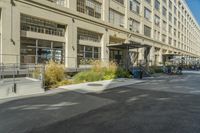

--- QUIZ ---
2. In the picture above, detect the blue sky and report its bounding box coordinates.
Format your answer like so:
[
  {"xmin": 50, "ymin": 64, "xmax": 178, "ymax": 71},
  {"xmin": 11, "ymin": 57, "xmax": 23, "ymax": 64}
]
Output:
[{"xmin": 185, "ymin": 0, "xmax": 200, "ymax": 26}]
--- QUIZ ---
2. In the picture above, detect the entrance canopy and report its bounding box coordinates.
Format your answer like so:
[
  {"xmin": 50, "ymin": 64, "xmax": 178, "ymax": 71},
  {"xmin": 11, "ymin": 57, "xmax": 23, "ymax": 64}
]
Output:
[{"xmin": 107, "ymin": 41, "xmax": 150, "ymax": 49}]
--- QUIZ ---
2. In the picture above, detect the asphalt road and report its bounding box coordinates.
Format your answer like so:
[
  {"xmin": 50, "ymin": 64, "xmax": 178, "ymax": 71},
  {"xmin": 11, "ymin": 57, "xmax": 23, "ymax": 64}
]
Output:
[{"xmin": 1, "ymin": 72, "xmax": 200, "ymax": 133}]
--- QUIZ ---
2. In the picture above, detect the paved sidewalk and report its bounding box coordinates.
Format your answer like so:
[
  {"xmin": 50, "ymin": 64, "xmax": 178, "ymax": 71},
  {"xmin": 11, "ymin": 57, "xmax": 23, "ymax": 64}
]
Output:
[{"xmin": 59, "ymin": 78, "xmax": 143, "ymax": 94}]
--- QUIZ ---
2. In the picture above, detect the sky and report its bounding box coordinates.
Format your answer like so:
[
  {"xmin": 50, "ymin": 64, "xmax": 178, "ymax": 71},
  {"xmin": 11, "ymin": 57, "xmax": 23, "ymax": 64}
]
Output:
[{"xmin": 185, "ymin": 0, "xmax": 200, "ymax": 26}]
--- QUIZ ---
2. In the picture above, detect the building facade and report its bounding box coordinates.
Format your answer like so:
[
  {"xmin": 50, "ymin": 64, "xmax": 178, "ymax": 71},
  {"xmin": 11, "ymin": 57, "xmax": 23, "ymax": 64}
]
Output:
[{"xmin": 0, "ymin": 0, "xmax": 200, "ymax": 70}]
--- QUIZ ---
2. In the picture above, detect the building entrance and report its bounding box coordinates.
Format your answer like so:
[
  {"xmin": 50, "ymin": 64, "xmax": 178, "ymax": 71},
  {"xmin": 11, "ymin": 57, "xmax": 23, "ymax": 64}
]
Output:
[{"xmin": 109, "ymin": 49, "xmax": 124, "ymax": 66}]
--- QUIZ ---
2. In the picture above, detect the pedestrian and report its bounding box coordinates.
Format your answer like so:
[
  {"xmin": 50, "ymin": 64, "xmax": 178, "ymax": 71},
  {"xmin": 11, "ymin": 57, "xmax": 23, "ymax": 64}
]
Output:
[
  {"xmin": 177, "ymin": 66, "xmax": 182, "ymax": 74},
  {"xmin": 139, "ymin": 69, "xmax": 143, "ymax": 79}
]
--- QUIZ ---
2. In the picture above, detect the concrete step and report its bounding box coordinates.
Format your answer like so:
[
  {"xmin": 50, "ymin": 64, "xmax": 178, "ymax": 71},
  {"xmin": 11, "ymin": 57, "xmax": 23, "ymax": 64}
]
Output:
[{"xmin": 0, "ymin": 78, "xmax": 44, "ymax": 99}]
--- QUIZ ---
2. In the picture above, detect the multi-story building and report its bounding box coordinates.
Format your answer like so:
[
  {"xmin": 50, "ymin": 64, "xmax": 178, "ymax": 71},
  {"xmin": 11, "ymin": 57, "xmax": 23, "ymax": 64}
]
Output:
[{"xmin": 0, "ymin": 0, "xmax": 200, "ymax": 70}]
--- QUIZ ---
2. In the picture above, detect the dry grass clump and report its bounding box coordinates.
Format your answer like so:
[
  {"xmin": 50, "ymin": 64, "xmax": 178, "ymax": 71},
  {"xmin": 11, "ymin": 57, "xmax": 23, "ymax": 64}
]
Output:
[{"xmin": 44, "ymin": 61, "xmax": 65, "ymax": 88}]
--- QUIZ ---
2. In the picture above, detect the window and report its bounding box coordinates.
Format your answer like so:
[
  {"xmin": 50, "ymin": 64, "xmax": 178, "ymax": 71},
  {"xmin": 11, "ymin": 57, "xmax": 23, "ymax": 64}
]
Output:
[
  {"xmin": 146, "ymin": 0, "xmax": 151, "ymax": 4},
  {"xmin": 47, "ymin": 0, "xmax": 65, "ymax": 6},
  {"xmin": 162, "ymin": 34, "xmax": 166, "ymax": 43},
  {"xmin": 20, "ymin": 14, "xmax": 65, "ymax": 37},
  {"xmin": 115, "ymin": 0, "xmax": 124, "ymax": 5},
  {"xmin": 162, "ymin": 0, "xmax": 166, "ymax": 4},
  {"xmin": 144, "ymin": 25, "xmax": 151, "ymax": 37},
  {"xmin": 130, "ymin": 0, "xmax": 140, "ymax": 14},
  {"xmin": 178, "ymin": 31, "xmax": 180, "ymax": 38},
  {"xmin": 169, "ymin": 13, "xmax": 172, "ymax": 22},
  {"xmin": 174, "ymin": 6, "xmax": 177, "ymax": 15},
  {"xmin": 174, "ymin": 29, "xmax": 176, "ymax": 36},
  {"xmin": 169, "ymin": 25, "xmax": 172, "ymax": 34},
  {"xmin": 144, "ymin": 7, "xmax": 151, "ymax": 21},
  {"xmin": 78, "ymin": 28, "xmax": 102, "ymax": 42},
  {"xmin": 168, "ymin": 37, "xmax": 172, "ymax": 45},
  {"xmin": 129, "ymin": 19, "xmax": 140, "ymax": 33},
  {"xmin": 178, "ymin": 11, "xmax": 180, "ymax": 19},
  {"xmin": 174, "ymin": 40, "xmax": 176, "ymax": 47},
  {"xmin": 109, "ymin": 9, "xmax": 124, "ymax": 27},
  {"xmin": 154, "ymin": 0, "xmax": 160, "ymax": 11},
  {"xmin": 154, "ymin": 15, "xmax": 160, "ymax": 27},
  {"xmin": 174, "ymin": 17, "xmax": 177, "ymax": 26},
  {"xmin": 78, "ymin": 45, "xmax": 101, "ymax": 65},
  {"xmin": 162, "ymin": 20, "xmax": 167, "ymax": 31},
  {"xmin": 77, "ymin": 0, "xmax": 102, "ymax": 19},
  {"xmin": 162, "ymin": 7, "xmax": 167, "ymax": 17},
  {"xmin": 174, "ymin": 0, "xmax": 176, "ymax": 4},
  {"xmin": 169, "ymin": 0, "xmax": 172, "ymax": 10},
  {"xmin": 178, "ymin": 21, "xmax": 180, "ymax": 28}
]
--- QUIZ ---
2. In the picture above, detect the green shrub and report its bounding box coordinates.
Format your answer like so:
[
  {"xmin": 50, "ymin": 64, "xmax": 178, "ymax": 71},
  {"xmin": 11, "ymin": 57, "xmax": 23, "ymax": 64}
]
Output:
[
  {"xmin": 73, "ymin": 61, "xmax": 132, "ymax": 83},
  {"xmin": 149, "ymin": 66, "xmax": 163, "ymax": 74},
  {"xmin": 73, "ymin": 71, "xmax": 103, "ymax": 83},
  {"xmin": 44, "ymin": 61, "xmax": 65, "ymax": 88},
  {"xmin": 57, "ymin": 80, "xmax": 72, "ymax": 86},
  {"xmin": 116, "ymin": 68, "xmax": 131, "ymax": 78}
]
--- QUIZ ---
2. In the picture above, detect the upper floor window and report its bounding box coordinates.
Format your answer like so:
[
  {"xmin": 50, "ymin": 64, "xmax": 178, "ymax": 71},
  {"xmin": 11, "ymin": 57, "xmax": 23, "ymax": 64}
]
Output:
[
  {"xmin": 162, "ymin": 6, "xmax": 167, "ymax": 17},
  {"xmin": 78, "ymin": 28, "xmax": 102, "ymax": 42},
  {"xmin": 174, "ymin": 0, "xmax": 176, "ymax": 4},
  {"xmin": 169, "ymin": 12, "xmax": 172, "ymax": 22},
  {"xmin": 174, "ymin": 17, "xmax": 177, "ymax": 26},
  {"xmin": 144, "ymin": 7, "xmax": 151, "ymax": 21},
  {"xmin": 21, "ymin": 14, "xmax": 65, "ymax": 37},
  {"xmin": 47, "ymin": 0, "xmax": 66, "ymax": 6},
  {"xmin": 162, "ymin": 20, "xmax": 167, "ymax": 31},
  {"xmin": 162, "ymin": 34, "xmax": 166, "ymax": 43},
  {"xmin": 168, "ymin": 37, "xmax": 172, "ymax": 45},
  {"xmin": 129, "ymin": 19, "xmax": 140, "ymax": 33},
  {"xmin": 154, "ymin": 15, "xmax": 160, "ymax": 27},
  {"xmin": 154, "ymin": 0, "xmax": 160, "ymax": 11},
  {"xmin": 162, "ymin": 0, "xmax": 166, "ymax": 4},
  {"xmin": 145, "ymin": 0, "xmax": 151, "ymax": 4},
  {"xmin": 144, "ymin": 25, "xmax": 151, "ymax": 37},
  {"xmin": 174, "ymin": 6, "xmax": 177, "ymax": 15},
  {"xmin": 114, "ymin": 0, "xmax": 124, "ymax": 5},
  {"xmin": 169, "ymin": 25, "xmax": 172, "ymax": 34},
  {"xmin": 109, "ymin": 9, "xmax": 124, "ymax": 27},
  {"xmin": 77, "ymin": 0, "xmax": 102, "ymax": 19},
  {"xmin": 129, "ymin": 0, "xmax": 140, "ymax": 14},
  {"xmin": 169, "ymin": 0, "xmax": 172, "ymax": 10}
]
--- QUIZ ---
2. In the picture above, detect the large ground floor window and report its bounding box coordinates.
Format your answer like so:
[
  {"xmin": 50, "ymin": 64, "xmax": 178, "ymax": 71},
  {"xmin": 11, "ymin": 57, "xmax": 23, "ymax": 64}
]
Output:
[
  {"xmin": 77, "ymin": 45, "xmax": 101, "ymax": 65},
  {"xmin": 20, "ymin": 38, "xmax": 65, "ymax": 64}
]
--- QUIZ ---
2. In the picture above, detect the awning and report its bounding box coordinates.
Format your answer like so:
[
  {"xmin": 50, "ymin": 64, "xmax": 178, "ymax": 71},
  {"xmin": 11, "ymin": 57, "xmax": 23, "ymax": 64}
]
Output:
[{"xmin": 107, "ymin": 41, "xmax": 150, "ymax": 49}]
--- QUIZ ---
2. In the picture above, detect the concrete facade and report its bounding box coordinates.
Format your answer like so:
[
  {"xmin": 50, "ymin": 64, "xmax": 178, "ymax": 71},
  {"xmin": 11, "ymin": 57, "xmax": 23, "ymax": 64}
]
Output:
[{"xmin": 0, "ymin": 0, "xmax": 200, "ymax": 69}]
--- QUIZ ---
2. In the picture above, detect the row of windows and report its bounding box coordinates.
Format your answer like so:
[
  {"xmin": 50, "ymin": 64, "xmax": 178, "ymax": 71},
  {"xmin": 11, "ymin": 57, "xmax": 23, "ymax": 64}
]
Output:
[
  {"xmin": 47, "ymin": 0, "xmax": 199, "ymax": 40},
  {"xmin": 78, "ymin": 28, "xmax": 102, "ymax": 42},
  {"xmin": 77, "ymin": 45, "xmax": 101, "ymax": 65},
  {"xmin": 77, "ymin": 0, "xmax": 101, "ymax": 19},
  {"xmin": 75, "ymin": 0, "xmax": 199, "ymax": 40},
  {"xmin": 47, "ymin": 0, "xmax": 65, "ymax": 6},
  {"xmin": 21, "ymin": 14, "xmax": 66, "ymax": 37}
]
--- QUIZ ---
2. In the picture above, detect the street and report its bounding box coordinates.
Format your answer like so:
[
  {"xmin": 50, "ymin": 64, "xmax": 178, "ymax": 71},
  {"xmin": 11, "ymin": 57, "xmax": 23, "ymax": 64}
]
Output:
[{"xmin": 1, "ymin": 72, "xmax": 200, "ymax": 133}]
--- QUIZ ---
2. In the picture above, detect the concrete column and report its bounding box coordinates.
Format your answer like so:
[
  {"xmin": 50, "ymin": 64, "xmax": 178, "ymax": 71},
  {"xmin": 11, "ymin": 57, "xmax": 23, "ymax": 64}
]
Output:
[
  {"xmin": 138, "ymin": 48, "xmax": 144, "ymax": 64},
  {"xmin": 68, "ymin": 0, "xmax": 77, "ymax": 10},
  {"xmin": 158, "ymin": 48, "xmax": 163, "ymax": 65},
  {"xmin": 150, "ymin": 46, "xmax": 155, "ymax": 66},
  {"xmin": 35, "ymin": 40, "xmax": 38, "ymax": 64},
  {"xmin": 0, "ymin": 8, "xmax": 2, "ymax": 64},
  {"xmin": 1, "ymin": 2, "xmax": 20, "ymax": 64},
  {"xmin": 124, "ymin": 0, "xmax": 128, "ymax": 29},
  {"xmin": 102, "ymin": 0, "xmax": 109, "ymax": 22},
  {"xmin": 50, "ymin": 41, "xmax": 53, "ymax": 60},
  {"xmin": 65, "ymin": 20, "xmax": 77, "ymax": 69},
  {"xmin": 101, "ymin": 30, "xmax": 109, "ymax": 66}
]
